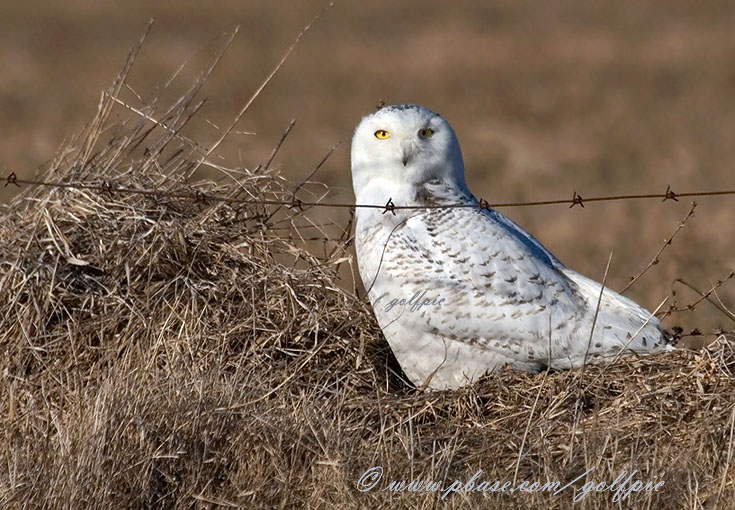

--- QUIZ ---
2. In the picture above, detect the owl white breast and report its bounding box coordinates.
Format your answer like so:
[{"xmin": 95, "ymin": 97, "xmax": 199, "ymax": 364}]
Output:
[{"xmin": 351, "ymin": 104, "xmax": 672, "ymax": 390}]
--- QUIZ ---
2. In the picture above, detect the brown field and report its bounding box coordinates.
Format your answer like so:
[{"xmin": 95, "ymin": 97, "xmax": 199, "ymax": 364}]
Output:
[{"xmin": 0, "ymin": 1, "xmax": 734, "ymax": 508}]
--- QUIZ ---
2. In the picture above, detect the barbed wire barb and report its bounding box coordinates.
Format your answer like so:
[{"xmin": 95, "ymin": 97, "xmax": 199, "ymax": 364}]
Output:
[
  {"xmin": 5, "ymin": 172, "xmax": 19, "ymax": 187},
  {"xmin": 570, "ymin": 191, "xmax": 584, "ymax": 208},
  {"xmin": 663, "ymin": 185, "xmax": 678, "ymax": 202}
]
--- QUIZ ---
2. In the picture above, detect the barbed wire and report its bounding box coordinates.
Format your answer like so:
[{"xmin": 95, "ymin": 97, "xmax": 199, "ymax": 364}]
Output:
[
  {"xmin": 4, "ymin": 172, "xmax": 734, "ymax": 212},
  {"xmin": 3, "ymin": 170, "xmax": 733, "ymax": 336}
]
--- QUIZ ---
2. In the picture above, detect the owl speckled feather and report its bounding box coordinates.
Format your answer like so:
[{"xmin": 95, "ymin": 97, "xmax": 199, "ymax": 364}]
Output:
[{"xmin": 351, "ymin": 104, "xmax": 673, "ymax": 390}]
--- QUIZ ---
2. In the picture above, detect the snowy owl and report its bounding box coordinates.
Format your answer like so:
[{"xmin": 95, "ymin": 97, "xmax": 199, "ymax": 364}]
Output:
[{"xmin": 351, "ymin": 104, "xmax": 673, "ymax": 390}]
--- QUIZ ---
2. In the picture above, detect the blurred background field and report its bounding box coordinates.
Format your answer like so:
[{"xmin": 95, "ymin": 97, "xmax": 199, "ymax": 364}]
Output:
[{"xmin": 0, "ymin": 0, "xmax": 733, "ymax": 335}]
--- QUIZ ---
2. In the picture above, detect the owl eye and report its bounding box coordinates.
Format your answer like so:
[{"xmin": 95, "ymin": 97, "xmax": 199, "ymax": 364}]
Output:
[
  {"xmin": 418, "ymin": 128, "xmax": 434, "ymax": 138},
  {"xmin": 374, "ymin": 130, "xmax": 390, "ymax": 139}
]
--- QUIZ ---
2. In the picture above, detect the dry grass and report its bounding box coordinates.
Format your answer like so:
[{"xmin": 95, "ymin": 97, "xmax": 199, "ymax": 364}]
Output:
[{"xmin": 1, "ymin": 29, "xmax": 734, "ymax": 509}]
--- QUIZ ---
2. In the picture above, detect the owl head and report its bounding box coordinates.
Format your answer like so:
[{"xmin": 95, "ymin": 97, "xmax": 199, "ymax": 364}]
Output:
[{"xmin": 351, "ymin": 104, "xmax": 468, "ymax": 205}]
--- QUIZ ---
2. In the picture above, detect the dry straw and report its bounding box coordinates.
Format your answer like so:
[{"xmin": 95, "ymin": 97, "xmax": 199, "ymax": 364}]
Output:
[{"xmin": 1, "ymin": 25, "xmax": 734, "ymax": 510}]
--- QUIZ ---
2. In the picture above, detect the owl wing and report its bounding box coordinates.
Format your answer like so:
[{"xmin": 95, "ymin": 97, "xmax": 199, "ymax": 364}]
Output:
[{"xmin": 373, "ymin": 206, "xmax": 666, "ymax": 369}]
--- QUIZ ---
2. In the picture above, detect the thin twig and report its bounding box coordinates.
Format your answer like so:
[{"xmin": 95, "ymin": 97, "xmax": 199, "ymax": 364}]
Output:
[
  {"xmin": 664, "ymin": 273, "xmax": 735, "ymax": 323},
  {"xmin": 262, "ymin": 141, "xmax": 341, "ymax": 224},
  {"xmin": 106, "ymin": 95, "xmax": 210, "ymax": 156},
  {"xmin": 79, "ymin": 21, "xmax": 153, "ymax": 165},
  {"xmin": 583, "ymin": 252, "xmax": 614, "ymax": 369},
  {"xmin": 513, "ymin": 370, "xmax": 547, "ymax": 485},
  {"xmin": 622, "ymin": 202, "xmax": 697, "ymax": 293},
  {"xmin": 291, "ymin": 141, "xmax": 341, "ymax": 197},
  {"xmin": 582, "ymin": 297, "xmax": 670, "ymax": 393},
  {"xmin": 262, "ymin": 119, "xmax": 296, "ymax": 172},
  {"xmin": 186, "ymin": 2, "xmax": 335, "ymax": 179}
]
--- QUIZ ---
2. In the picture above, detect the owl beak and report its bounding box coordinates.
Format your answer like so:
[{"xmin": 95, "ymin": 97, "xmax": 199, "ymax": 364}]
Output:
[{"xmin": 400, "ymin": 142, "xmax": 413, "ymax": 167}]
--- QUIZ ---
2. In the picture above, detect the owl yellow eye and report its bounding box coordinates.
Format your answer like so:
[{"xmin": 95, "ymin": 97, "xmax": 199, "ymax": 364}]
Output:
[
  {"xmin": 374, "ymin": 130, "xmax": 390, "ymax": 139},
  {"xmin": 418, "ymin": 128, "xmax": 434, "ymax": 138}
]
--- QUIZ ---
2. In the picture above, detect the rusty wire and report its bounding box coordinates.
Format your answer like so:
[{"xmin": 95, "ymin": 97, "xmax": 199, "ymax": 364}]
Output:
[{"xmin": 3, "ymin": 172, "xmax": 734, "ymax": 212}]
